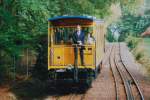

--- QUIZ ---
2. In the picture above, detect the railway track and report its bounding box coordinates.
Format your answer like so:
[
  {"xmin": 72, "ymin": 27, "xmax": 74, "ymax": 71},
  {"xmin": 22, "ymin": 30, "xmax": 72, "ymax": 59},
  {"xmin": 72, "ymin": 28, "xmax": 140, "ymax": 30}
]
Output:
[
  {"xmin": 118, "ymin": 43, "xmax": 144, "ymax": 100},
  {"xmin": 109, "ymin": 43, "xmax": 126, "ymax": 100},
  {"xmin": 109, "ymin": 43, "xmax": 144, "ymax": 100}
]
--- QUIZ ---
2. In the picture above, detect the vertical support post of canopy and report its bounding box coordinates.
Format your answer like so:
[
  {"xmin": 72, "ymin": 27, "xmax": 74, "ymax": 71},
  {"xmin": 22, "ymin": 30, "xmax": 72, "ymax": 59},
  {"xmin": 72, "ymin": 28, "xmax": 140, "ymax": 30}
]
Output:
[{"xmin": 48, "ymin": 21, "xmax": 50, "ymax": 69}]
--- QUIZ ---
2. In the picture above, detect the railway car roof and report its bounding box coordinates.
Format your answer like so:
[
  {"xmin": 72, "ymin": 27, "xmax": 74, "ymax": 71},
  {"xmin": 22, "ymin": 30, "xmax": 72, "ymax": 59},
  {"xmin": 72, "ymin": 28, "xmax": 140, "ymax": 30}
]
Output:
[{"xmin": 48, "ymin": 16, "xmax": 96, "ymax": 26}]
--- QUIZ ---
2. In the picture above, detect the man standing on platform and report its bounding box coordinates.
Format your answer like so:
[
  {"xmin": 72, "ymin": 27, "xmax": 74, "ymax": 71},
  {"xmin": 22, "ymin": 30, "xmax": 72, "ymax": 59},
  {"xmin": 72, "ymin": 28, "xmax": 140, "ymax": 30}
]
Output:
[{"xmin": 72, "ymin": 25, "xmax": 85, "ymax": 66}]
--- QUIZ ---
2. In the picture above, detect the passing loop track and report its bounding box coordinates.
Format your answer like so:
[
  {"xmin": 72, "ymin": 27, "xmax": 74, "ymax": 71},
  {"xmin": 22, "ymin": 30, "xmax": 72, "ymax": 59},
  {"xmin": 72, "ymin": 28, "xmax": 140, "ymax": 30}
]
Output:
[
  {"xmin": 118, "ymin": 43, "xmax": 144, "ymax": 100},
  {"xmin": 109, "ymin": 44, "xmax": 126, "ymax": 100},
  {"xmin": 109, "ymin": 44, "xmax": 118, "ymax": 100},
  {"xmin": 109, "ymin": 43, "xmax": 144, "ymax": 100}
]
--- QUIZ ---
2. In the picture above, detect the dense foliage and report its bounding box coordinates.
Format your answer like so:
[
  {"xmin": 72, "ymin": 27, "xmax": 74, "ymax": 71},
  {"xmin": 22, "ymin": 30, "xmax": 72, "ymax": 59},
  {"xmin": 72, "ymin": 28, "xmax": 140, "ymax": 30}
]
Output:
[
  {"xmin": 117, "ymin": 13, "xmax": 150, "ymax": 41},
  {"xmin": 0, "ymin": 0, "xmax": 144, "ymax": 81},
  {"xmin": 0, "ymin": 0, "xmax": 118, "ymax": 81},
  {"xmin": 107, "ymin": 0, "xmax": 150, "ymax": 42}
]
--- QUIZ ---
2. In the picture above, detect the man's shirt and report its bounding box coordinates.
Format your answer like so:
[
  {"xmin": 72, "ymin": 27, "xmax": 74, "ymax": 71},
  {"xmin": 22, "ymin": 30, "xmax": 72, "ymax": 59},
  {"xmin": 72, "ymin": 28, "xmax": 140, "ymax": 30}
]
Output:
[
  {"xmin": 77, "ymin": 31, "xmax": 81, "ymax": 37},
  {"xmin": 72, "ymin": 31, "xmax": 85, "ymax": 44}
]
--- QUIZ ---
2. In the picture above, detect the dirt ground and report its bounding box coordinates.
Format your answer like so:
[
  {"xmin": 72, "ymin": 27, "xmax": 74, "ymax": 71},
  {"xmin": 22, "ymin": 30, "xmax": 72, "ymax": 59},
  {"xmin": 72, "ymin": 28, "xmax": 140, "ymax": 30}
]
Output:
[
  {"xmin": 83, "ymin": 43, "xmax": 116, "ymax": 100},
  {"xmin": 0, "ymin": 85, "xmax": 16, "ymax": 100}
]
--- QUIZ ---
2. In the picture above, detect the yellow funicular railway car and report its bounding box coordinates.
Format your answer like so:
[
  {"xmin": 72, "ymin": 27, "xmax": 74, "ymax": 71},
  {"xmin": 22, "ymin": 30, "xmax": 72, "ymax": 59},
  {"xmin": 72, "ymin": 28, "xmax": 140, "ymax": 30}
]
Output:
[{"xmin": 48, "ymin": 16, "xmax": 105, "ymax": 85}]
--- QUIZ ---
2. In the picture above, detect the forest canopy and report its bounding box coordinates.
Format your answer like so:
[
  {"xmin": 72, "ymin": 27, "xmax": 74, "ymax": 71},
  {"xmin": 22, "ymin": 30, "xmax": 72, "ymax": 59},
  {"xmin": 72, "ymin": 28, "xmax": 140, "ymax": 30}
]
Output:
[{"xmin": 0, "ymin": 0, "xmax": 145, "ymax": 81}]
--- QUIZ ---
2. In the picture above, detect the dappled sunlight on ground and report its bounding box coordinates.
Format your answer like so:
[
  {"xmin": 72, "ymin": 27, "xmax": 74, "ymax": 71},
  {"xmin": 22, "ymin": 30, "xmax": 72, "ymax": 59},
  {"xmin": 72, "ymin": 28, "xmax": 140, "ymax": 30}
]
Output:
[{"xmin": 0, "ymin": 86, "xmax": 17, "ymax": 100}]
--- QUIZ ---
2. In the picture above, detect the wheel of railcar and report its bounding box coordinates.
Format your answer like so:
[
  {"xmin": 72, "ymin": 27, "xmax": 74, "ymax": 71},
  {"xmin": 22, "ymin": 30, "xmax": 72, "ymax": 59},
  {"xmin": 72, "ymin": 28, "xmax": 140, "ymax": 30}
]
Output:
[
  {"xmin": 49, "ymin": 70, "xmax": 55, "ymax": 80},
  {"xmin": 86, "ymin": 76, "xmax": 94, "ymax": 87},
  {"xmin": 94, "ymin": 69, "xmax": 98, "ymax": 79}
]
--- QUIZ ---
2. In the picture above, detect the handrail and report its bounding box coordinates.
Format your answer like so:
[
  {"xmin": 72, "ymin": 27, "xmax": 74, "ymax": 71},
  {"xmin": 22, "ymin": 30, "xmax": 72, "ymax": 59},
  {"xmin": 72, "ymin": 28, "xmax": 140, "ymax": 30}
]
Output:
[{"xmin": 51, "ymin": 44, "xmax": 95, "ymax": 47}]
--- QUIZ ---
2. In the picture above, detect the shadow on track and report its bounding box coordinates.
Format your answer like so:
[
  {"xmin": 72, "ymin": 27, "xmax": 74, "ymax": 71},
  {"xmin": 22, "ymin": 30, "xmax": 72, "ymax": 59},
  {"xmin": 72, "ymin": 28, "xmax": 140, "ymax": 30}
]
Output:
[{"xmin": 11, "ymin": 79, "xmax": 89, "ymax": 100}]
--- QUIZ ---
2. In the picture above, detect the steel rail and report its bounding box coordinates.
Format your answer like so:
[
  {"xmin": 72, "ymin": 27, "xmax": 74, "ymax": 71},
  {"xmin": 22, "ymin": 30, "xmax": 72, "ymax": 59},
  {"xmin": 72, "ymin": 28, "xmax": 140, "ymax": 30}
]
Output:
[
  {"xmin": 113, "ymin": 44, "xmax": 133, "ymax": 100},
  {"xmin": 118, "ymin": 43, "xmax": 144, "ymax": 100},
  {"xmin": 115, "ymin": 57, "xmax": 134, "ymax": 100},
  {"xmin": 109, "ymin": 44, "xmax": 119, "ymax": 100}
]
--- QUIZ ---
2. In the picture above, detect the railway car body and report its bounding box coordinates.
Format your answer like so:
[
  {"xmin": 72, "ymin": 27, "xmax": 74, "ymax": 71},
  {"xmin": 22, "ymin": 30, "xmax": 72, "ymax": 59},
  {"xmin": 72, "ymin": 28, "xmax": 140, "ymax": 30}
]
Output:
[{"xmin": 48, "ymin": 16, "xmax": 105, "ymax": 84}]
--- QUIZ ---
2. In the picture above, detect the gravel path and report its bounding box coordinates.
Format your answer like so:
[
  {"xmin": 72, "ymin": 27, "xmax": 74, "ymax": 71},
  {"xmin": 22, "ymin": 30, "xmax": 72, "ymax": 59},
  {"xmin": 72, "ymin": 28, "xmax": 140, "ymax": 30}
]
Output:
[{"xmin": 84, "ymin": 44, "xmax": 116, "ymax": 100}]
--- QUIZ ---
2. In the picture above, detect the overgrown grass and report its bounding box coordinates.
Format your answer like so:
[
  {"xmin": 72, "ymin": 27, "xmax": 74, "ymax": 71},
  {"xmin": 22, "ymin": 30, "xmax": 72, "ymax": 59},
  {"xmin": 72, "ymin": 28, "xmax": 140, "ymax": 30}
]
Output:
[
  {"xmin": 126, "ymin": 36, "xmax": 150, "ymax": 75},
  {"xmin": 125, "ymin": 36, "xmax": 142, "ymax": 50},
  {"xmin": 143, "ymin": 38, "xmax": 150, "ymax": 57},
  {"xmin": 126, "ymin": 36, "xmax": 145, "ymax": 61},
  {"xmin": 141, "ymin": 38, "xmax": 150, "ymax": 74}
]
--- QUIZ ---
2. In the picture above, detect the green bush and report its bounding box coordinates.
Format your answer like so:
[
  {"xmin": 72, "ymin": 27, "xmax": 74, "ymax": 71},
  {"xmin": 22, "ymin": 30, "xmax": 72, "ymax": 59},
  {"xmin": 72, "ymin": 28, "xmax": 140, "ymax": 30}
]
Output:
[
  {"xmin": 132, "ymin": 49, "xmax": 145, "ymax": 61},
  {"xmin": 125, "ymin": 35, "xmax": 142, "ymax": 50},
  {"xmin": 0, "ymin": 52, "xmax": 12, "ymax": 84},
  {"xmin": 32, "ymin": 34, "xmax": 48, "ymax": 81},
  {"xmin": 0, "ymin": 66, "xmax": 7, "ymax": 84},
  {"xmin": 126, "ymin": 36, "xmax": 150, "ymax": 76},
  {"xmin": 125, "ymin": 35, "xmax": 145, "ymax": 61},
  {"xmin": 106, "ymin": 29, "xmax": 117, "ymax": 42}
]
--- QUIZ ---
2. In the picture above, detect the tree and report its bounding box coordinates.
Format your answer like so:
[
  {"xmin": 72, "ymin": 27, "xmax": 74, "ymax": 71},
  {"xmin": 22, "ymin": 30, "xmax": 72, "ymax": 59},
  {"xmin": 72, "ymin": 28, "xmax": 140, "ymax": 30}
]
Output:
[
  {"xmin": 1, "ymin": 0, "xmax": 141, "ymax": 81},
  {"xmin": 106, "ymin": 0, "xmax": 150, "ymax": 41}
]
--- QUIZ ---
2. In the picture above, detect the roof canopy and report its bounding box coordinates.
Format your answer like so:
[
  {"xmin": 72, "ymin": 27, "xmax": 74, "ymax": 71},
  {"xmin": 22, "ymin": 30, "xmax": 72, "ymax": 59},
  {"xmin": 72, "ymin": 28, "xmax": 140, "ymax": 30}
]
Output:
[{"xmin": 48, "ymin": 16, "xmax": 95, "ymax": 26}]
